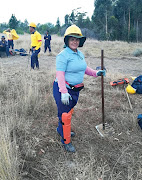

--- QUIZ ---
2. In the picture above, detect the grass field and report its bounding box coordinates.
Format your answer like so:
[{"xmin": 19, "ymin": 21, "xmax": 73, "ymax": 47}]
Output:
[{"xmin": 0, "ymin": 34, "xmax": 142, "ymax": 180}]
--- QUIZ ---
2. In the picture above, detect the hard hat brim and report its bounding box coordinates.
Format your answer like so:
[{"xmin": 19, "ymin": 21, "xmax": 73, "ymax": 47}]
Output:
[
  {"xmin": 29, "ymin": 25, "xmax": 36, "ymax": 28},
  {"xmin": 64, "ymin": 35, "xmax": 86, "ymax": 47},
  {"xmin": 28, "ymin": 23, "xmax": 36, "ymax": 28},
  {"xmin": 126, "ymin": 84, "xmax": 136, "ymax": 94}
]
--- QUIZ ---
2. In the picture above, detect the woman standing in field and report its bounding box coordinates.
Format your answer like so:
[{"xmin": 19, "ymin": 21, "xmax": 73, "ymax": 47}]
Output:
[{"xmin": 53, "ymin": 24, "xmax": 106, "ymax": 153}]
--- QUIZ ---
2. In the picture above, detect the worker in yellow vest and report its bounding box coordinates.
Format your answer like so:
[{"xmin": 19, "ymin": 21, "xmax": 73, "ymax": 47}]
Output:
[
  {"xmin": 29, "ymin": 22, "xmax": 42, "ymax": 69},
  {"xmin": 3, "ymin": 28, "xmax": 14, "ymax": 49}
]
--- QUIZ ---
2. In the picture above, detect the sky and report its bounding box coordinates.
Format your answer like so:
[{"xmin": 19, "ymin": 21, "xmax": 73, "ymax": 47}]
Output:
[{"xmin": 0, "ymin": 0, "xmax": 95, "ymax": 25}]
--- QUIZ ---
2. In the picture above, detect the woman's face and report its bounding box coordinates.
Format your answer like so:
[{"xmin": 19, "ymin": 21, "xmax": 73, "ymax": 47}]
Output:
[{"xmin": 68, "ymin": 37, "xmax": 80, "ymax": 52}]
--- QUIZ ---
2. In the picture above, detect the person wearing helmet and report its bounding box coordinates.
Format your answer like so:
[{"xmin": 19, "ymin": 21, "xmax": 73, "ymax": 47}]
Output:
[
  {"xmin": 29, "ymin": 22, "xmax": 42, "ymax": 69},
  {"xmin": 0, "ymin": 36, "xmax": 9, "ymax": 57},
  {"xmin": 3, "ymin": 28, "xmax": 14, "ymax": 49},
  {"xmin": 53, "ymin": 24, "xmax": 106, "ymax": 152}
]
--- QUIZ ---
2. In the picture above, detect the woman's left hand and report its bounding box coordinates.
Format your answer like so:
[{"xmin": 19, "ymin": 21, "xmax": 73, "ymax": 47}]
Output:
[{"xmin": 96, "ymin": 70, "xmax": 106, "ymax": 76}]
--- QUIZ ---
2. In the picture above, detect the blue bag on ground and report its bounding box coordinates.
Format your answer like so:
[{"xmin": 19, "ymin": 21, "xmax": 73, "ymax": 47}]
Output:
[
  {"xmin": 137, "ymin": 114, "xmax": 142, "ymax": 129},
  {"xmin": 19, "ymin": 48, "xmax": 27, "ymax": 56},
  {"xmin": 131, "ymin": 75, "xmax": 142, "ymax": 94}
]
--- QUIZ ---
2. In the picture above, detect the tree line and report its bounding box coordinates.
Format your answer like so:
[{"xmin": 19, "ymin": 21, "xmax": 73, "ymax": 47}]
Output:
[
  {"xmin": 0, "ymin": 0, "xmax": 142, "ymax": 42},
  {"xmin": 92, "ymin": 0, "xmax": 142, "ymax": 42}
]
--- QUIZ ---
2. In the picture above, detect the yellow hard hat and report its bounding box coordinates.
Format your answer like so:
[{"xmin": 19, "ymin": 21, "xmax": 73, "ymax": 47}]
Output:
[
  {"xmin": 29, "ymin": 22, "xmax": 36, "ymax": 28},
  {"xmin": 64, "ymin": 24, "xmax": 86, "ymax": 47},
  {"xmin": 64, "ymin": 24, "xmax": 83, "ymax": 37},
  {"xmin": 126, "ymin": 84, "xmax": 136, "ymax": 94},
  {"xmin": 131, "ymin": 76, "xmax": 136, "ymax": 80}
]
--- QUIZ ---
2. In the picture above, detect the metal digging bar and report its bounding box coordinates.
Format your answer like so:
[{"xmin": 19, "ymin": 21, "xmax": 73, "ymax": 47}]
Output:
[
  {"xmin": 101, "ymin": 49, "xmax": 105, "ymax": 130},
  {"xmin": 95, "ymin": 50, "xmax": 115, "ymax": 137}
]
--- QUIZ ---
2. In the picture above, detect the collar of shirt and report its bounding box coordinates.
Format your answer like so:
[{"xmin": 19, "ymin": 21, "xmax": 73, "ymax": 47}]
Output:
[
  {"xmin": 66, "ymin": 47, "xmax": 83, "ymax": 60},
  {"xmin": 31, "ymin": 30, "xmax": 36, "ymax": 34},
  {"xmin": 66, "ymin": 46, "xmax": 80, "ymax": 54}
]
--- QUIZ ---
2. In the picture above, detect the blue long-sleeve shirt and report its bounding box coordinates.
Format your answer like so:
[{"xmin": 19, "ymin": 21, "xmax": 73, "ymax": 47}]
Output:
[
  {"xmin": 0, "ymin": 40, "xmax": 8, "ymax": 47},
  {"xmin": 44, "ymin": 34, "xmax": 51, "ymax": 45}
]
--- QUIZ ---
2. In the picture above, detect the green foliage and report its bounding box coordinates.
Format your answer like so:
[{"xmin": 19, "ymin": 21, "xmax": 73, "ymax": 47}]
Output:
[
  {"xmin": 91, "ymin": 0, "xmax": 142, "ymax": 41},
  {"xmin": 16, "ymin": 29, "xmax": 24, "ymax": 35},
  {"xmin": 0, "ymin": 23, "xmax": 8, "ymax": 32},
  {"xmin": 132, "ymin": 49, "xmax": 142, "ymax": 57},
  {"xmin": 16, "ymin": 19, "xmax": 29, "ymax": 34},
  {"xmin": 9, "ymin": 14, "xmax": 18, "ymax": 29},
  {"xmin": 36, "ymin": 23, "xmax": 55, "ymax": 34},
  {"xmin": 1, "ymin": 2, "xmax": 142, "ymax": 42},
  {"xmin": 56, "ymin": 17, "xmax": 61, "ymax": 34},
  {"xmin": 92, "ymin": 0, "xmax": 112, "ymax": 40},
  {"xmin": 64, "ymin": 15, "xmax": 70, "ymax": 26},
  {"xmin": 108, "ymin": 16, "xmax": 119, "ymax": 40},
  {"xmin": 129, "ymin": 28, "xmax": 136, "ymax": 42}
]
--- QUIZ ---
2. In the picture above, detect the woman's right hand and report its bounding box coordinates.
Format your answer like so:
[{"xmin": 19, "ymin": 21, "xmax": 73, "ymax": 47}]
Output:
[{"xmin": 61, "ymin": 93, "xmax": 72, "ymax": 105}]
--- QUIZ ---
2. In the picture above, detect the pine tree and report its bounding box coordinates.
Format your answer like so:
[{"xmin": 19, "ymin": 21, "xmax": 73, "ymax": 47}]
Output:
[
  {"xmin": 9, "ymin": 14, "xmax": 18, "ymax": 29},
  {"xmin": 56, "ymin": 17, "xmax": 61, "ymax": 35},
  {"xmin": 65, "ymin": 15, "xmax": 70, "ymax": 26},
  {"xmin": 92, "ymin": 0, "xmax": 112, "ymax": 40},
  {"xmin": 132, "ymin": 0, "xmax": 142, "ymax": 42}
]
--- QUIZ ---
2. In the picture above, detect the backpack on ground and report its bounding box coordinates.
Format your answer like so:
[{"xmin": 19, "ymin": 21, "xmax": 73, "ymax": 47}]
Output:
[
  {"xmin": 15, "ymin": 48, "xmax": 27, "ymax": 56},
  {"xmin": 19, "ymin": 48, "xmax": 27, "ymax": 56},
  {"xmin": 137, "ymin": 114, "xmax": 142, "ymax": 129},
  {"xmin": 131, "ymin": 75, "xmax": 142, "ymax": 94}
]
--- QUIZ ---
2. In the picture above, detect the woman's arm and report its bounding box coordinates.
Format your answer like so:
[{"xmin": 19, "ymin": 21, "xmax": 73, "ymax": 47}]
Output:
[
  {"xmin": 56, "ymin": 71, "xmax": 68, "ymax": 93},
  {"xmin": 85, "ymin": 66, "xmax": 98, "ymax": 77}
]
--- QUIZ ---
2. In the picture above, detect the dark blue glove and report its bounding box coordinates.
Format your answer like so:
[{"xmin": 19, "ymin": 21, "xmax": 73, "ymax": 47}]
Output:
[{"xmin": 96, "ymin": 70, "xmax": 106, "ymax": 76}]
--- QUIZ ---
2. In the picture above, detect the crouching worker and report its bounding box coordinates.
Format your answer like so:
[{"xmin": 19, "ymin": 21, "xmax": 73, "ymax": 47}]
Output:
[
  {"xmin": 29, "ymin": 22, "xmax": 42, "ymax": 69},
  {"xmin": 0, "ymin": 36, "xmax": 9, "ymax": 57},
  {"xmin": 53, "ymin": 24, "xmax": 106, "ymax": 153}
]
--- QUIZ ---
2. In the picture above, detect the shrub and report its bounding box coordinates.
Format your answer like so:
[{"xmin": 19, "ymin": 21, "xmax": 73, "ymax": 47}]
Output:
[{"xmin": 132, "ymin": 49, "xmax": 142, "ymax": 57}]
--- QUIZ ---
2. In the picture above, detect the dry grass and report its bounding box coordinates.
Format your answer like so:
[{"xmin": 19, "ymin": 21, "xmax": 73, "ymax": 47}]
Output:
[
  {"xmin": 0, "ymin": 34, "xmax": 142, "ymax": 180},
  {"xmin": 83, "ymin": 39, "xmax": 142, "ymax": 59},
  {"xmin": 1, "ymin": 32, "xmax": 142, "ymax": 58},
  {"xmin": 14, "ymin": 33, "xmax": 63, "ymax": 56}
]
